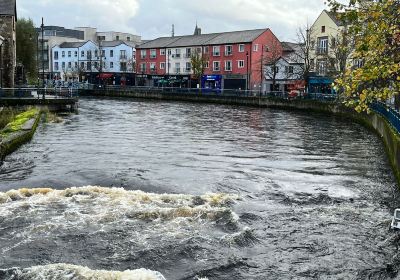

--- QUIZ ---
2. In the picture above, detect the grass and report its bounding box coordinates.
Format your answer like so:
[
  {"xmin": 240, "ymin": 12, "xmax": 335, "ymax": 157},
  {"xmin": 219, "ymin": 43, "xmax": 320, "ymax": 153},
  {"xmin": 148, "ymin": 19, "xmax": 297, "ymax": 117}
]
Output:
[{"xmin": 1, "ymin": 108, "xmax": 39, "ymax": 137}]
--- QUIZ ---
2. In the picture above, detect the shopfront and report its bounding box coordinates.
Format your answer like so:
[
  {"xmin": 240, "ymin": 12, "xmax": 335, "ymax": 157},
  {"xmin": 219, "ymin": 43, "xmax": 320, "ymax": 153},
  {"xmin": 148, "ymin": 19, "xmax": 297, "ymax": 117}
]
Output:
[{"xmin": 201, "ymin": 75, "xmax": 222, "ymax": 91}]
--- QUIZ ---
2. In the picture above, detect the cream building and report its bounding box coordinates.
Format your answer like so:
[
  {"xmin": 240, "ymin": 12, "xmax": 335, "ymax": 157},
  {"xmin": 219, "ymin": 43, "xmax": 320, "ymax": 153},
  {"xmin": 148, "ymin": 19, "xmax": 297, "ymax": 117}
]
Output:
[{"xmin": 309, "ymin": 10, "xmax": 346, "ymax": 77}]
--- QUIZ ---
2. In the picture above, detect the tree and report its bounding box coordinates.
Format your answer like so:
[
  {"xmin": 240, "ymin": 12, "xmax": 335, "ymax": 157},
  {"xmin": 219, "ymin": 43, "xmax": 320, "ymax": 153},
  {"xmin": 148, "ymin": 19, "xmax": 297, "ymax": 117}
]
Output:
[
  {"xmin": 263, "ymin": 39, "xmax": 283, "ymax": 92},
  {"xmin": 190, "ymin": 49, "xmax": 208, "ymax": 92},
  {"xmin": 296, "ymin": 24, "xmax": 314, "ymax": 91},
  {"xmin": 327, "ymin": 0, "xmax": 400, "ymax": 112},
  {"xmin": 16, "ymin": 18, "xmax": 37, "ymax": 81}
]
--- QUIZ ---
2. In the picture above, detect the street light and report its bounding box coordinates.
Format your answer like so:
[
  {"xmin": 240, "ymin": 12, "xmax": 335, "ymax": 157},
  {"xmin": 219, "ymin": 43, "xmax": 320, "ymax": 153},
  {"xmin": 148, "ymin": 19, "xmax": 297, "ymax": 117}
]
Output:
[
  {"xmin": 246, "ymin": 51, "xmax": 249, "ymax": 91},
  {"xmin": 0, "ymin": 35, "xmax": 4, "ymax": 89},
  {"xmin": 41, "ymin": 17, "xmax": 45, "ymax": 99}
]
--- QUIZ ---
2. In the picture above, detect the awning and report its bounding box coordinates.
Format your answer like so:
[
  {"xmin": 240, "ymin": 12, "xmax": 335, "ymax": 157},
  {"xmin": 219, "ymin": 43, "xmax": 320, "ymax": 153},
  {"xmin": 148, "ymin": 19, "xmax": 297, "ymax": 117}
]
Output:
[{"xmin": 97, "ymin": 73, "xmax": 114, "ymax": 79}]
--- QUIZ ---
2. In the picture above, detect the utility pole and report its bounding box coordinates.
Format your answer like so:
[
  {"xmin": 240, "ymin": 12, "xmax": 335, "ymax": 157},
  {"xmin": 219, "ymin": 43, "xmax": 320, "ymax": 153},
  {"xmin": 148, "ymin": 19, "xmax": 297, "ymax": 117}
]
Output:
[
  {"xmin": 246, "ymin": 51, "xmax": 249, "ymax": 92},
  {"xmin": 260, "ymin": 45, "xmax": 264, "ymax": 98}
]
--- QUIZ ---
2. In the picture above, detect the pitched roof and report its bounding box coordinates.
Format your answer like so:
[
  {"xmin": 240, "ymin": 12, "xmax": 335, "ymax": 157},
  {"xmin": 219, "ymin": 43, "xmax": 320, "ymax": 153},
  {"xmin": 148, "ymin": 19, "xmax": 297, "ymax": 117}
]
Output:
[
  {"xmin": 58, "ymin": 41, "xmax": 88, "ymax": 48},
  {"xmin": 138, "ymin": 28, "xmax": 268, "ymax": 49},
  {"xmin": 0, "ymin": 0, "xmax": 16, "ymax": 17},
  {"xmin": 325, "ymin": 10, "xmax": 344, "ymax": 26}
]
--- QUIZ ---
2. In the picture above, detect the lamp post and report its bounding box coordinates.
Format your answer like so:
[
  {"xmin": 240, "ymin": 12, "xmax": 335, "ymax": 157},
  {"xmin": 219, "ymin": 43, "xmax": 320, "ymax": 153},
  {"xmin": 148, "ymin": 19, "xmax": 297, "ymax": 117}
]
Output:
[
  {"xmin": 40, "ymin": 17, "xmax": 45, "ymax": 99},
  {"xmin": 246, "ymin": 51, "xmax": 249, "ymax": 92},
  {"xmin": 0, "ymin": 36, "xmax": 4, "ymax": 89}
]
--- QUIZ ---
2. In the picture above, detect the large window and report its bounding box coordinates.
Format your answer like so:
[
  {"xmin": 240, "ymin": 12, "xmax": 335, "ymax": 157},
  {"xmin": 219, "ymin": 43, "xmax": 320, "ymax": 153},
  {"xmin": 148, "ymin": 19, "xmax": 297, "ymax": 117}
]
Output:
[
  {"xmin": 120, "ymin": 50, "xmax": 127, "ymax": 59},
  {"xmin": 150, "ymin": 49, "xmax": 157, "ymax": 59},
  {"xmin": 317, "ymin": 37, "xmax": 328, "ymax": 55},
  {"xmin": 213, "ymin": 61, "xmax": 220, "ymax": 71},
  {"xmin": 213, "ymin": 46, "xmax": 220, "ymax": 56},
  {"xmin": 225, "ymin": 60, "xmax": 232, "ymax": 71},
  {"xmin": 225, "ymin": 45, "xmax": 232, "ymax": 56},
  {"xmin": 54, "ymin": 51, "xmax": 59, "ymax": 60}
]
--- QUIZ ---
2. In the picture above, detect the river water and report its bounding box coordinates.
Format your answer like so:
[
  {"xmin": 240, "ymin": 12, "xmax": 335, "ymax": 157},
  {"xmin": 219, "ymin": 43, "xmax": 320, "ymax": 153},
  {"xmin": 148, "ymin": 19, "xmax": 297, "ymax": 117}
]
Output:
[{"xmin": 0, "ymin": 98, "xmax": 399, "ymax": 279}]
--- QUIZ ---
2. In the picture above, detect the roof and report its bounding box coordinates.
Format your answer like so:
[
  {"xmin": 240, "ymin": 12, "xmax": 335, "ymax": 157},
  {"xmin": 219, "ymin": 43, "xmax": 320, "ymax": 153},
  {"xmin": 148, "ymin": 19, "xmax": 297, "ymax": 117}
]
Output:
[
  {"xmin": 325, "ymin": 10, "xmax": 344, "ymax": 26},
  {"xmin": 138, "ymin": 28, "xmax": 268, "ymax": 49},
  {"xmin": 0, "ymin": 0, "xmax": 16, "ymax": 17},
  {"xmin": 100, "ymin": 40, "xmax": 126, "ymax": 47},
  {"xmin": 58, "ymin": 41, "xmax": 88, "ymax": 48}
]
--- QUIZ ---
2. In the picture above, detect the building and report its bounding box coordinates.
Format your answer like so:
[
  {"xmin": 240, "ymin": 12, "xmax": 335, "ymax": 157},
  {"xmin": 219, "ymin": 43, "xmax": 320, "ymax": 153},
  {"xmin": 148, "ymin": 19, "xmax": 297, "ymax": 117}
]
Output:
[
  {"xmin": 136, "ymin": 27, "xmax": 282, "ymax": 90},
  {"xmin": 308, "ymin": 10, "xmax": 347, "ymax": 94},
  {"xmin": 0, "ymin": 0, "xmax": 17, "ymax": 88},
  {"xmin": 38, "ymin": 26, "xmax": 141, "ymax": 81},
  {"xmin": 52, "ymin": 40, "xmax": 136, "ymax": 85},
  {"xmin": 36, "ymin": 26, "xmax": 85, "ymax": 80},
  {"xmin": 264, "ymin": 42, "xmax": 305, "ymax": 93}
]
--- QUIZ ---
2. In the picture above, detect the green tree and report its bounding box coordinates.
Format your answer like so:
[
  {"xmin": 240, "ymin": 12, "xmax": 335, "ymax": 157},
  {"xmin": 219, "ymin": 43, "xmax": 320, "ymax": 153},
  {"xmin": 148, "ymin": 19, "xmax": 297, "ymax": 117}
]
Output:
[
  {"xmin": 16, "ymin": 18, "xmax": 37, "ymax": 81},
  {"xmin": 327, "ymin": 0, "xmax": 400, "ymax": 112},
  {"xmin": 190, "ymin": 50, "xmax": 208, "ymax": 92}
]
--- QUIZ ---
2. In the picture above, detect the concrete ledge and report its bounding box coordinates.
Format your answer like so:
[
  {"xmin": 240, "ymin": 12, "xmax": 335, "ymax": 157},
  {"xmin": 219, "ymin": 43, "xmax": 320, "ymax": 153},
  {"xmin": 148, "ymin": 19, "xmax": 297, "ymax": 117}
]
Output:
[{"xmin": 0, "ymin": 111, "xmax": 41, "ymax": 160}]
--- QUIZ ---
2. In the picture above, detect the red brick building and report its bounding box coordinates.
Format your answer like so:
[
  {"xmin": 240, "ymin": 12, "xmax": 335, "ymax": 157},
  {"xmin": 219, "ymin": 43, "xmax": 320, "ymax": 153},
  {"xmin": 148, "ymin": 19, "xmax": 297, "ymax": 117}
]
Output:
[{"xmin": 136, "ymin": 27, "xmax": 282, "ymax": 90}]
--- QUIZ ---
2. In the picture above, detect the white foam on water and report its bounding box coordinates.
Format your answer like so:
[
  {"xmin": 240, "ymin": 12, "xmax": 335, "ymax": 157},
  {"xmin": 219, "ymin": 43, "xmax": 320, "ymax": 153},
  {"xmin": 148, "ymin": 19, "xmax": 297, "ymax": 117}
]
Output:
[{"xmin": 6, "ymin": 263, "xmax": 166, "ymax": 280}]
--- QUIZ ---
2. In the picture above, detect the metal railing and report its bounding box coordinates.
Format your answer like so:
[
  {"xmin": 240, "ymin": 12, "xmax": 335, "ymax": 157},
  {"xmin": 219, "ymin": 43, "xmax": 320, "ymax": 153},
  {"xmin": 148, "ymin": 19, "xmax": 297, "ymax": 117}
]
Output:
[
  {"xmin": 370, "ymin": 101, "xmax": 400, "ymax": 134},
  {"xmin": 0, "ymin": 87, "xmax": 78, "ymax": 99}
]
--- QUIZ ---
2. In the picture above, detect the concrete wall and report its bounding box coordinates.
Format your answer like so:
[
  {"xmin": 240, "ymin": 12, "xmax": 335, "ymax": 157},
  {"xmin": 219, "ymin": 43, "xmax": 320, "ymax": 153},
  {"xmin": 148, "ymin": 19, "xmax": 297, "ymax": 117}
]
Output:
[{"xmin": 80, "ymin": 88, "xmax": 400, "ymax": 185}]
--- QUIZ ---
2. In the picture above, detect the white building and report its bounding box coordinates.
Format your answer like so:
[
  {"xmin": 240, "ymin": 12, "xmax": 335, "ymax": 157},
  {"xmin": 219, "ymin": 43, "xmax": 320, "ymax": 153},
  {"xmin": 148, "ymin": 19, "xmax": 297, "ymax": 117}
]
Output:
[
  {"xmin": 52, "ymin": 40, "xmax": 136, "ymax": 81},
  {"xmin": 264, "ymin": 42, "xmax": 304, "ymax": 93}
]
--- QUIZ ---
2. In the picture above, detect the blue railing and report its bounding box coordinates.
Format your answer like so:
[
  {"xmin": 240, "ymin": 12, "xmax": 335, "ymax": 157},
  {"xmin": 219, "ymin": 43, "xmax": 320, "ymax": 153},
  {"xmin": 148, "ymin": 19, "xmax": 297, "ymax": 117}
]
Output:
[{"xmin": 370, "ymin": 102, "xmax": 400, "ymax": 134}]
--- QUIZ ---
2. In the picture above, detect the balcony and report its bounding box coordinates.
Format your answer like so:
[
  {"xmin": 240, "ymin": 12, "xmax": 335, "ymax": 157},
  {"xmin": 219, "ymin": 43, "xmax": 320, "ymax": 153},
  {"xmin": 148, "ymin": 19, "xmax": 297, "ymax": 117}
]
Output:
[{"xmin": 316, "ymin": 47, "xmax": 328, "ymax": 55}]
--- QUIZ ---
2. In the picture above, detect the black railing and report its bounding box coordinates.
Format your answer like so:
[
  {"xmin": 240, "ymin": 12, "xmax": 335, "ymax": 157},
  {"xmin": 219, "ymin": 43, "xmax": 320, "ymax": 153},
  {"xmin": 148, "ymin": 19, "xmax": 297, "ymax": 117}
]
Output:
[
  {"xmin": 370, "ymin": 101, "xmax": 400, "ymax": 134},
  {"xmin": 0, "ymin": 87, "xmax": 79, "ymax": 99}
]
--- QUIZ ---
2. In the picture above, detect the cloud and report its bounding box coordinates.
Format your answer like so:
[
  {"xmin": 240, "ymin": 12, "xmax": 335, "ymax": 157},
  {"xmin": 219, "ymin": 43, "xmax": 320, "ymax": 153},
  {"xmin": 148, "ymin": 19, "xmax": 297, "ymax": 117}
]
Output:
[
  {"xmin": 18, "ymin": 0, "xmax": 327, "ymax": 41},
  {"xmin": 18, "ymin": 0, "xmax": 140, "ymax": 33}
]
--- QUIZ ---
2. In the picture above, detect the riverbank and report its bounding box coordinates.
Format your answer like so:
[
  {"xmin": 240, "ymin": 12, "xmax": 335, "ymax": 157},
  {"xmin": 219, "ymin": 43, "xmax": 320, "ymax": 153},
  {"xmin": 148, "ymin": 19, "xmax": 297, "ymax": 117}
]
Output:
[
  {"xmin": 81, "ymin": 89, "xmax": 400, "ymax": 185},
  {"xmin": 0, "ymin": 107, "xmax": 42, "ymax": 160}
]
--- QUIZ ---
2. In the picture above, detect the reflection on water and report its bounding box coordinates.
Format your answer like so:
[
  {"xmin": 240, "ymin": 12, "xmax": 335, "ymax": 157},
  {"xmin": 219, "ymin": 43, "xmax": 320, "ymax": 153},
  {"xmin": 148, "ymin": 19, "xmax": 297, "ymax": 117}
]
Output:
[{"xmin": 0, "ymin": 99, "xmax": 398, "ymax": 279}]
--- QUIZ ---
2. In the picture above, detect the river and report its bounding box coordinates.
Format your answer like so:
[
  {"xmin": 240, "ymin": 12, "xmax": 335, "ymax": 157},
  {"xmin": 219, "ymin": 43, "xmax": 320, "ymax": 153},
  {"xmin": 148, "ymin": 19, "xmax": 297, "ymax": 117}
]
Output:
[{"xmin": 0, "ymin": 98, "xmax": 398, "ymax": 279}]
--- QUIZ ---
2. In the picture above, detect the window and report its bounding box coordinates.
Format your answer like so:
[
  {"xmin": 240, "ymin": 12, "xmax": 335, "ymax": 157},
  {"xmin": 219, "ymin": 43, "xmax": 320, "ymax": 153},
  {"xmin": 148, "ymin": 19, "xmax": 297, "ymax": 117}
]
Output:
[
  {"xmin": 94, "ymin": 62, "xmax": 99, "ymax": 69},
  {"xmin": 213, "ymin": 46, "xmax": 220, "ymax": 56},
  {"xmin": 68, "ymin": 62, "xmax": 72, "ymax": 69},
  {"xmin": 140, "ymin": 63, "xmax": 146, "ymax": 72},
  {"xmin": 150, "ymin": 62, "xmax": 156, "ymax": 71},
  {"xmin": 160, "ymin": 62, "xmax": 165, "ymax": 69},
  {"xmin": 225, "ymin": 45, "xmax": 232, "ymax": 56},
  {"xmin": 54, "ymin": 62, "xmax": 59, "ymax": 71},
  {"xmin": 185, "ymin": 48, "xmax": 191, "ymax": 58},
  {"xmin": 87, "ymin": 51, "xmax": 92, "ymax": 59},
  {"xmin": 116, "ymin": 35, "xmax": 120, "ymax": 40},
  {"xmin": 110, "ymin": 62, "xmax": 114, "ymax": 69},
  {"xmin": 87, "ymin": 62, "xmax": 91, "ymax": 70},
  {"xmin": 110, "ymin": 50, "xmax": 114, "ymax": 57},
  {"xmin": 95, "ymin": 50, "xmax": 98, "ymax": 57},
  {"xmin": 120, "ymin": 50, "xmax": 127, "ymax": 59},
  {"xmin": 160, "ymin": 49, "xmax": 166, "ymax": 55},
  {"xmin": 213, "ymin": 61, "xmax": 220, "ymax": 71},
  {"xmin": 167, "ymin": 49, "xmax": 172, "ymax": 55},
  {"xmin": 196, "ymin": 47, "xmax": 202, "ymax": 54},
  {"xmin": 186, "ymin": 62, "xmax": 191, "ymax": 72},
  {"xmin": 74, "ymin": 62, "xmax": 78, "ymax": 68},
  {"xmin": 204, "ymin": 46, "xmax": 209, "ymax": 54},
  {"xmin": 62, "ymin": 62, "xmax": 65, "ymax": 69},
  {"xmin": 127, "ymin": 37, "xmax": 131, "ymax": 41},
  {"xmin": 317, "ymin": 60, "xmax": 327, "ymax": 76},
  {"xmin": 205, "ymin": 61, "xmax": 209, "ymax": 68},
  {"xmin": 54, "ymin": 51, "xmax": 59, "ymax": 60},
  {"xmin": 253, "ymin": 44, "xmax": 259, "ymax": 52},
  {"xmin": 353, "ymin": 59, "xmax": 364, "ymax": 69},
  {"xmin": 68, "ymin": 51, "xmax": 71, "ymax": 57},
  {"xmin": 81, "ymin": 51, "xmax": 85, "ymax": 57},
  {"xmin": 120, "ymin": 62, "xmax": 127, "ymax": 71},
  {"xmin": 238, "ymin": 44, "xmax": 245, "ymax": 52},
  {"xmin": 150, "ymin": 49, "xmax": 157, "ymax": 59},
  {"xmin": 175, "ymin": 62, "xmax": 181, "ymax": 73},
  {"xmin": 98, "ymin": 36, "xmax": 106, "ymax": 41},
  {"xmin": 175, "ymin": 49, "xmax": 181, "ymax": 58},
  {"xmin": 238, "ymin": 60, "xmax": 245, "ymax": 68},
  {"xmin": 321, "ymin": 26, "xmax": 326, "ymax": 33},
  {"xmin": 317, "ymin": 37, "xmax": 328, "ymax": 54},
  {"xmin": 101, "ymin": 50, "xmax": 105, "ymax": 57},
  {"xmin": 140, "ymin": 50, "xmax": 146, "ymax": 59},
  {"xmin": 62, "ymin": 51, "xmax": 65, "ymax": 58},
  {"xmin": 80, "ymin": 62, "xmax": 85, "ymax": 69},
  {"xmin": 285, "ymin": 66, "xmax": 294, "ymax": 74},
  {"xmin": 74, "ymin": 51, "xmax": 78, "ymax": 57},
  {"xmin": 225, "ymin": 60, "xmax": 232, "ymax": 71}
]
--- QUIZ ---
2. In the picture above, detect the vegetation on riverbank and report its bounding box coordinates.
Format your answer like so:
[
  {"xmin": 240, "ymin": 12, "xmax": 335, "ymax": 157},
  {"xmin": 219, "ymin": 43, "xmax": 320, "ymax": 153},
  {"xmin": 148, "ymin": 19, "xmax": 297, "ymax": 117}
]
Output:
[{"xmin": 0, "ymin": 108, "xmax": 39, "ymax": 137}]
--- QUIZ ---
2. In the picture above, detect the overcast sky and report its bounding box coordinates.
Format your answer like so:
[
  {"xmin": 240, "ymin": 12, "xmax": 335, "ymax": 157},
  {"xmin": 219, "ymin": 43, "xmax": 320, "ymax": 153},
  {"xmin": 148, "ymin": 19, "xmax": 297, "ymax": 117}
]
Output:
[{"xmin": 18, "ymin": 0, "xmax": 328, "ymax": 41}]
